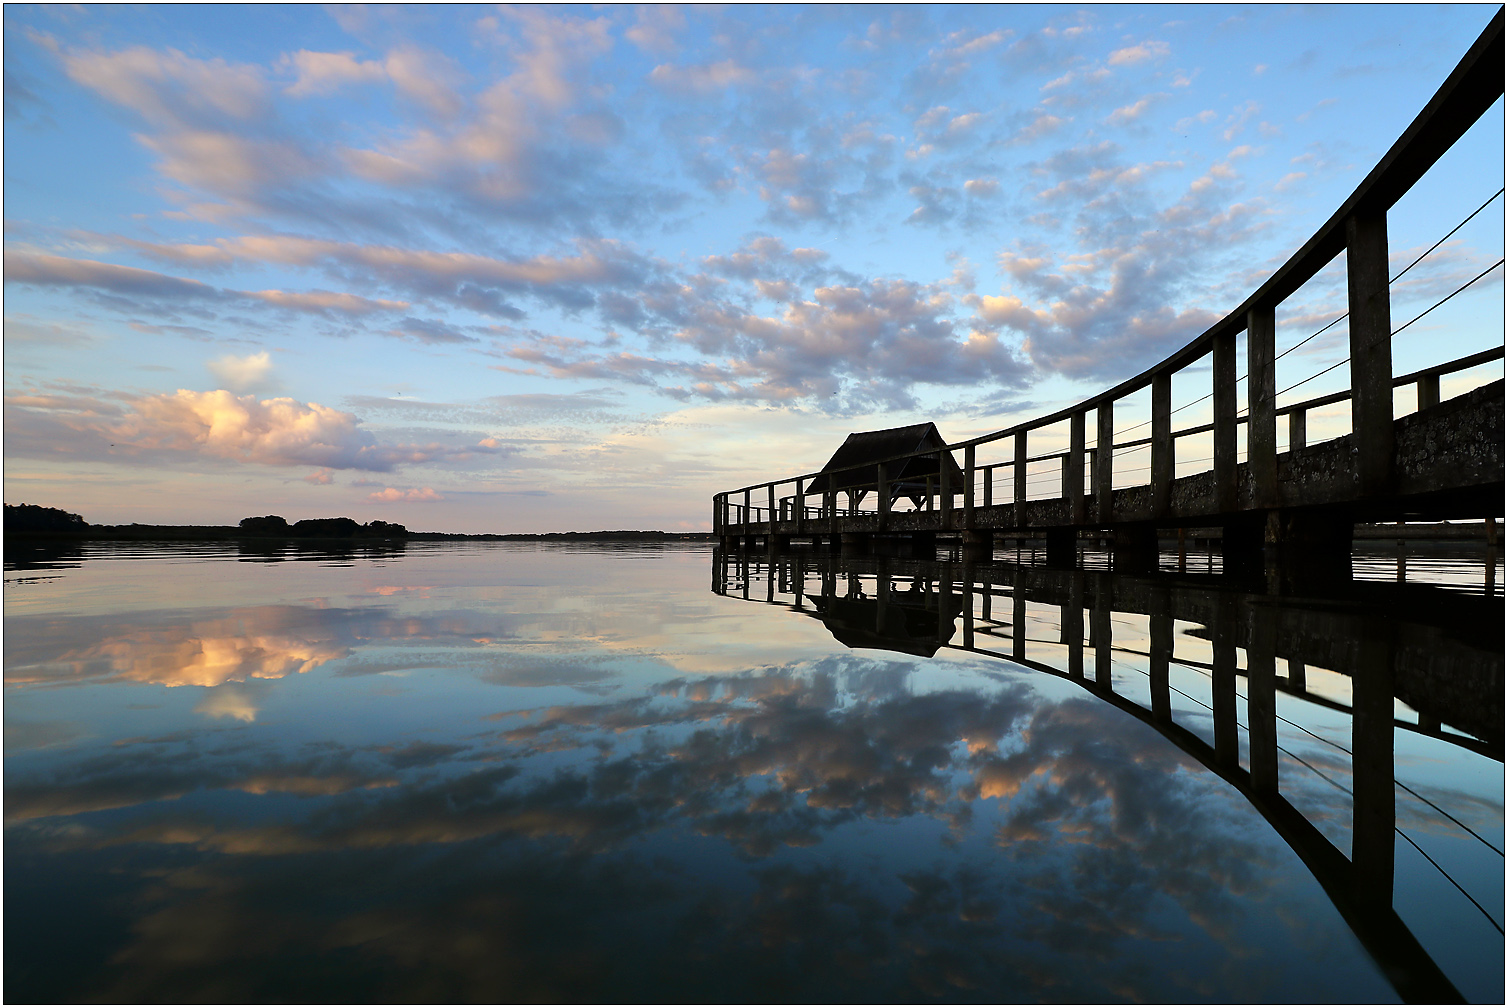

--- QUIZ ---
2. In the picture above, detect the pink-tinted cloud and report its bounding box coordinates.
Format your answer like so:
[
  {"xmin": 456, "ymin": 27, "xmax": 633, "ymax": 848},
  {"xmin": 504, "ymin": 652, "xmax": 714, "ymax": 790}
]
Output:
[{"xmin": 367, "ymin": 487, "xmax": 444, "ymax": 503}]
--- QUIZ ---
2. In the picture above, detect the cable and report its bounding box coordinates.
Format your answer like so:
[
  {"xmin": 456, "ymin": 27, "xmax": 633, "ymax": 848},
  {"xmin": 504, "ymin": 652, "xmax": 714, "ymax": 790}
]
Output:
[
  {"xmin": 1396, "ymin": 827, "xmax": 1505, "ymax": 935},
  {"xmin": 1392, "ymin": 258, "xmax": 1505, "ymax": 338},
  {"xmin": 1108, "ymin": 188, "xmax": 1504, "ymax": 439},
  {"xmin": 1391, "ymin": 188, "xmax": 1505, "ymax": 285}
]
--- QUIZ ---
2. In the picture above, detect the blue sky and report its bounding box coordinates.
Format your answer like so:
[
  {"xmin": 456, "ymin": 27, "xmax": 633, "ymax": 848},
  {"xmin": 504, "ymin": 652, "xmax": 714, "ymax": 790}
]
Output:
[{"xmin": 5, "ymin": 4, "xmax": 1503, "ymax": 532}]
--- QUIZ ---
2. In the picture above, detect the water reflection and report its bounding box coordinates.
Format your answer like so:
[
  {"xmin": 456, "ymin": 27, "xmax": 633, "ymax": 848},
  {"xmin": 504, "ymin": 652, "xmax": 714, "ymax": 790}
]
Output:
[
  {"xmin": 715, "ymin": 546, "xmax": 1504, "ymax": 1002},
  {"xmin": 4, "ymin": 544, "xmax": 1500, "ymax": 1002}
]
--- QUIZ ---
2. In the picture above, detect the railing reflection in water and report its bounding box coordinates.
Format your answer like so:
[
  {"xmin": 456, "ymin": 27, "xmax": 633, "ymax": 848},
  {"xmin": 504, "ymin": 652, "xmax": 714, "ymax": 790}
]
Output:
[{"xmin": 712, "ymin": 546, "xmax": 1503, "ymax": 1004}]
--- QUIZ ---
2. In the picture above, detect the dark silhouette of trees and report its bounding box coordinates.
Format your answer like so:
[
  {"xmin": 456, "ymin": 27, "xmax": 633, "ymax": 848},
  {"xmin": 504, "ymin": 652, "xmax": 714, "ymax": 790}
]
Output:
[
  {"xmin": 238, "ymin": 516, "xmax": 407, "ymax": 538},
  {"xmin": 239, "ymin": 515, "xmax": 291, "ymax": 535},
  {"xmin": 5, "ymin": 504, "xmax": 86, "ymax": 532}
]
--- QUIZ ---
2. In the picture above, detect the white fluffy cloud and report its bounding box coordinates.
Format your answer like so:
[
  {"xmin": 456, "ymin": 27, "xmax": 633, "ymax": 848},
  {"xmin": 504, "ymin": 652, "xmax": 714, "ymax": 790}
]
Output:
[{"xmin": 206, "ymin": 350, "xmax": 275, "ymax": 392}]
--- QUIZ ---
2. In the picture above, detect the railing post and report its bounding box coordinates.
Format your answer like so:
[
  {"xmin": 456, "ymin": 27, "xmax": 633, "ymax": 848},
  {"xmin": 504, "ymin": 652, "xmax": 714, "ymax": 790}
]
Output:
[
  {"xmin": 1213, "ymin": 332, "xmax": 1238, "ymax": 513},
  {"xmin": 713, "ymin": 494, "xmax": 722, "ymax": 537},
  {"xmin": 767, "ymin": 484, "xmax": 775, "ymax": 534},
  {"xmin": 1069, "ymin": 412, "xmax": 1086, "ymax": 524},
  {"xmin": 1347, "ymin": 207, "xmax": 1394, "ymax": 495},
  {"xmin": 963, "ymin": 444, "xmax": 975, "ymax": 530},
  {"xmin": 743, "ymin": 489, "xmax": 751, "ymax": 533},
  {"xmin": 1289, "ymin": 409, "xmax": 1307, "ymax": 450},
  {"xmin": 1248, "ymin": 304, "xmax": 1277, "ymax": 508},
  {"xmin": 794, "ymin": 478, "xmax": 804, "ymax": 535},
  {"xmin": 825, "ymin": 486, "xmax": 836, "ymax": 534},
  {"xmin": 1151, "ymin": 374, "xmax": 1172, "ymax": 517},
  {"xmin": 1014, "ymin": 431, "xmax": 1028, "ymax": 527},
  {"xmin": 1417, "ymin": 373, "xmax": 1440, "ymax": 411},
  {"xmin": 1096, "ymin": 402, "xmax": 1114, "ymax": 523},
  {"xmin": 983, "ymin": 465, "xmax": 993, "ymax": 508},
  {"xmin": 877, "ymin": 462, "xmax": 889, "ymax": 533},
  {"xmin": 939, "ymin": 450, "xmax": 953, "ymax": 530}
]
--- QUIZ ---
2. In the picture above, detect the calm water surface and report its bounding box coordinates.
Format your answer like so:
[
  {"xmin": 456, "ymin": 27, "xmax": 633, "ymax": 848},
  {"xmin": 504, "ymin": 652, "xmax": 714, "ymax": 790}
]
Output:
[{"xmin": 5, "ymin": 540, "xmax": 1502, "ymax": 1002}]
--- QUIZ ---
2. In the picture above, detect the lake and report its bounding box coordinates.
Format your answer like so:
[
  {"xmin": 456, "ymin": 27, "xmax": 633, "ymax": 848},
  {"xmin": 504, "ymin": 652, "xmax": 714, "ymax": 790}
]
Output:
[{"xmin": 5, "ymin": 539, "xmax": 1502, "ymax": 1003}]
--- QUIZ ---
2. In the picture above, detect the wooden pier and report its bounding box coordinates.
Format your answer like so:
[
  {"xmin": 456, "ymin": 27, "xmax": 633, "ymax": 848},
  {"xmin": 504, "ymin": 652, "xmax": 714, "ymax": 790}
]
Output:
[{"xmin": 714, "ymin": 14, "xmax": 1504, "ymax": 572}]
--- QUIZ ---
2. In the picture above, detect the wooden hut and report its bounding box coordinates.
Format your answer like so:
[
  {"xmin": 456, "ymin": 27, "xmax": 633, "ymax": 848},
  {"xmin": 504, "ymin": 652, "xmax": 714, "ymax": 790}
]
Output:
[{"xmin": 803, "ymin": 422, "xmax": 963, "ymax": 510}]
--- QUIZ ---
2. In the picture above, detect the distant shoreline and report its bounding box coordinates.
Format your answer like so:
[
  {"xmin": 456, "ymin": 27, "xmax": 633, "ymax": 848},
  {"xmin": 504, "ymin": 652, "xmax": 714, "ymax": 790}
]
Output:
[{"xmin": 4, "ymin": 525, "xmax": 715, "ymax": 542}]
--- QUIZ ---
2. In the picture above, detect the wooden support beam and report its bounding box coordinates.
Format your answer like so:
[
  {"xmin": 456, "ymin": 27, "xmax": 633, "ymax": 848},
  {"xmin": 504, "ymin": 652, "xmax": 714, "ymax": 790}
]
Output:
[
  {"xmin": 1289, "ymin": 409, "xmax": 1307, "ymax": 451},
  {"xmin": 767, "ymin": 484, "xmax": 775, "ymax": 533},
  {"xmin": 1213, "ymin": 634, "xmax": 1239, "ymax": 768},
  {"xmin": 1012, "ymin": 590, "xmax": 1026, "ymax": 659},
  {"xmin": 1247, "ymin": 606, "xmax": 1279, "ymax": 795},
  {"xmin": 1248, "ymin": 303, "xmax": 1278, "ymax": 508},
  {"xmin": 876, "ymin": 463, "xmax": 889, "ymax": 533},
  {"xmin": 1092, "ymin": 603, "xmax": 1112, "ymax": 690},
  {"xmin": 963, "ymin": 444, "xmax": 975, "ymax": 530},
  {"xmin": 1347, "ymin": 208, "xmax": 1395, "ymax": 496},
  {"xmin": 794, "ymin": 479, "xmax": 804, "ymax": 535},
  {"xmin": 983, "ymin": 465, "xmax": 993, "ymax": 508},
  {"xmin": 1213, "ymin": 332, "xmax": 1238, "ymax": 513},
  {"xmin": 1096, "ymin": 402, "xmax": 1114, "ymax": 523},
  {"xmin": 1065, "ymin": 575, "xmax": 1084, "ymax": 678},
  {"xmin": 1014, "ymin": 431, "xmax": 1028, "ymax": 527},
  {"xmin": 1069, "ymin": 411, "xmax": 1086, "ymax": 524},
  {"xmin": 1149, "ymin": 610, "xmax": 1172, "ymax": 721},
  {"xmin": 1151, "ymin": 374, "xmax": 1172, "ymax": 517}
]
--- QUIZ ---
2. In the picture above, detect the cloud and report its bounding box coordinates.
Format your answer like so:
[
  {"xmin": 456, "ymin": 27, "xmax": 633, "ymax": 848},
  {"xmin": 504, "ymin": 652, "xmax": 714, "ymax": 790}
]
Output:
[
  {"xmin": 367, "ymin": 487, "xmax": 444, "ymax": 503},
  {"xmin": 194, "ymin": 684, "xmax": 262, "ymax": 722},
  {"xmin": 3, "ymin": 251, "xmax": 410, "ymax": 319},
  {"xmin": 625, "ymin": 5, "xmax": 686, "ymax": 54},
  {"xmin": 285, "ymin": 46, "xmax": 464, "ymax": 118},
  {"xmin": 60, "ymin": 44, "xmax": 269, "ymax": 126},
  {"xmin": 6, "ymin": 385, "xmax": 474, "ymax": 473},
  {"xmin": 1105, "ymin": 93, "xmax": 1166, "ymax": 126},
  {"xmin": 5, "ymin": 251, "xmax": 221, "ymax": 301},
  {"xmin": 206, "ymin": 350, "xmax": 275, "ymax": 392},
  {"xmin": 503, "ymin": 278, "xmax": 1035, "ymax": 411},
  {"xmin": 647, "ymin": 59, "xmax": 756, "ymax": 93},
  {"xmin": 1106, "ymin": 40, "xmax": 1170, "ymax": 66},
  {"xmin": 109, "ymin": 235, "xmax": 656, "ymax": 318}
]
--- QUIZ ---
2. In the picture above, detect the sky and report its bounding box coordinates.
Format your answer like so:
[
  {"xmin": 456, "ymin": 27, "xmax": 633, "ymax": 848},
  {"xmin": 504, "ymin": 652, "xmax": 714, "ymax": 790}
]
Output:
[{"xmin": 4, "ymin": 3, "xmax": 1504, "ymax": 533}]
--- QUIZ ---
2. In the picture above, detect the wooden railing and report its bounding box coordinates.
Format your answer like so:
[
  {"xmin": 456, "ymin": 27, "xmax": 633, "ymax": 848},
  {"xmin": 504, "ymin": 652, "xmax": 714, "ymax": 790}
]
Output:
[{"xmin": 715, "ymin": 11, "xmax": 1504, "ymax": 539}]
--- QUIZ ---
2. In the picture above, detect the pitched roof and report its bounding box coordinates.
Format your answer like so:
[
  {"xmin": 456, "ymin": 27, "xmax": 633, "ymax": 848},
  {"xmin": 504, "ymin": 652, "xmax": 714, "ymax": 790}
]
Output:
[{"xmin": 803, "ymin": 422, "xmax": 963, "ymax": 494}]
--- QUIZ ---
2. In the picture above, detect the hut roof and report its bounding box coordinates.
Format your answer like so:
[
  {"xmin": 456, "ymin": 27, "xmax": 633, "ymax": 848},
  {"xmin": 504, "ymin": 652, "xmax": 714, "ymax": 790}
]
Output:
[
  {"xmin": 803, "ymin": 422, "xmax": 963, "ymax": 494},
  {"xmin": 803, "ymin": 591, "xmax": 965, "ymax": 658}
]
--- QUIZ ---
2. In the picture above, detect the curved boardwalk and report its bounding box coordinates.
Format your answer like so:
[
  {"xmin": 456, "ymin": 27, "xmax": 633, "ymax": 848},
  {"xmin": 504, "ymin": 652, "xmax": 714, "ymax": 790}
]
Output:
[{"xmin": 715, "ymin": 13, "xmax": 1504, "ymax": 571}]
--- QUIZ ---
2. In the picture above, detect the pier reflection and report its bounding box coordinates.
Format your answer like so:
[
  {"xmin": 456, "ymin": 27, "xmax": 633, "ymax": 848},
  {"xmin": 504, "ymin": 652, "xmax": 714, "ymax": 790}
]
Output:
[{"xmin": 713, "ymin": 546, "xmax": 1504, "ymax": 1004}]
